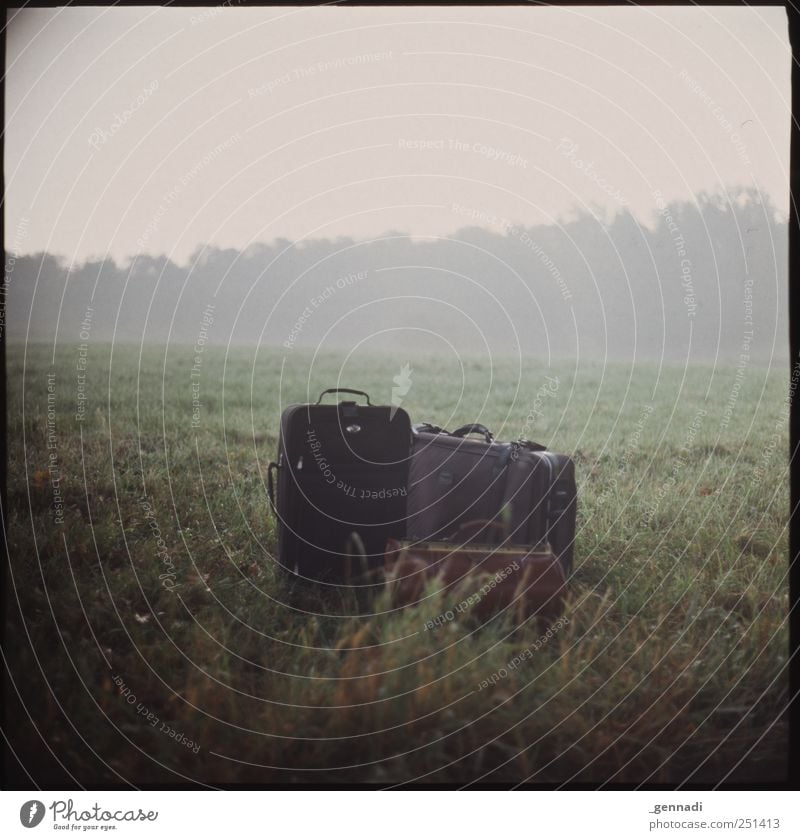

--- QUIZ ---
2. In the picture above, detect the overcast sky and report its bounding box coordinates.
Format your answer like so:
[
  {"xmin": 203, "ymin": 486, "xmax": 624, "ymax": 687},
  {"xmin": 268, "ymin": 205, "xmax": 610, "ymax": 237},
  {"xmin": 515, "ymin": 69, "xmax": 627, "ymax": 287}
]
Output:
[{"xmin": 4, "ymin": 5, "xmax": 790, "ymax": 266}]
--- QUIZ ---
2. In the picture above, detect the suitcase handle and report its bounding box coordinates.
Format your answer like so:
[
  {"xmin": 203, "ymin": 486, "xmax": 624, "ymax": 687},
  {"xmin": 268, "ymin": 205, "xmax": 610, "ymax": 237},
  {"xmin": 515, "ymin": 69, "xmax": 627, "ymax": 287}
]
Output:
[
  {"xmin": 451, "ymin": 423, "xmax": 494, "ymax": 443},
  {"xmin": 315, "ymin": 388, "xmax": 373, "ymax": 405},
  {"xmin": 415, "ymin": 422, "xmax": 451, "ymax": 435}
]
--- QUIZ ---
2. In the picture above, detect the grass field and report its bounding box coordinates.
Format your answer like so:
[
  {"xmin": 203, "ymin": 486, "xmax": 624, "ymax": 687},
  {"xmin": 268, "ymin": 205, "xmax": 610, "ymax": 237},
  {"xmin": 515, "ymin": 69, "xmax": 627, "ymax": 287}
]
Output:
[{"xmin": 4, "ymin": 342, "xmax": 790, "ymax": 786}]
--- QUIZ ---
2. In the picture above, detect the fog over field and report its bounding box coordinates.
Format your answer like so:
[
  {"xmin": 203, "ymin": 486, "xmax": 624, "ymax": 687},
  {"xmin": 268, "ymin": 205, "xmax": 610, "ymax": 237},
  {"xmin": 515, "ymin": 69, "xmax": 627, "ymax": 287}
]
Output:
[
  {"xmin": 4, "ymin": 6, "xmax": 789, "ymax": 365},
  {"xmin": 7, "ymin": 187, "xmax": 787, "ymax": 363}
]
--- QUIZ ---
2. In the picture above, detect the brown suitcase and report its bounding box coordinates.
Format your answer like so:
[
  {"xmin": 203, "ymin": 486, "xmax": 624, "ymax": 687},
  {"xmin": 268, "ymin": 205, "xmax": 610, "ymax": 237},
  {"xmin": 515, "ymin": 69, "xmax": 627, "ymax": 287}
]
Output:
[{"xmin": 384, "ymin": 521, "xmax": 566, "ymax": 622}]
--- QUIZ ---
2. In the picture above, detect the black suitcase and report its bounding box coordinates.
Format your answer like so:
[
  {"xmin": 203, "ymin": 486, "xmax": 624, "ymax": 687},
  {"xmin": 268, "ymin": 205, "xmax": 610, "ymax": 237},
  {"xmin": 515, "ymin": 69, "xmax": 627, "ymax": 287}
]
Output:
[
  {"xmin": 267, "ymin": 388, "xmax": 412, "ymax": 582},
  {"xmin": 407, "ymin": 423, "xmax": 577, "ymax": 573}
]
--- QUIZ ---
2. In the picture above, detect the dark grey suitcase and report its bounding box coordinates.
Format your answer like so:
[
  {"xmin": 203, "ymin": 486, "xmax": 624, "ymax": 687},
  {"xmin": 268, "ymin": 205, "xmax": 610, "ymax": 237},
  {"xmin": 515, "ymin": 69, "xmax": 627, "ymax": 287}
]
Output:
[
  {"xmin": 407, "ymin": 423, "xmax": 577, "ymax": 573},
  {"xmin": 267, "ymin": 388, "xmax": 412, "ymax": 583}
]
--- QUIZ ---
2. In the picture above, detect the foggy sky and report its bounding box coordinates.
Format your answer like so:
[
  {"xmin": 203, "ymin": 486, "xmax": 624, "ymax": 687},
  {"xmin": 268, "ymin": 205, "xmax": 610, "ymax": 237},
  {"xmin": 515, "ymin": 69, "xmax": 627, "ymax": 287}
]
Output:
[{"xmin": 4, "ymin": 5, "xmax": 790, "ymax": 266}]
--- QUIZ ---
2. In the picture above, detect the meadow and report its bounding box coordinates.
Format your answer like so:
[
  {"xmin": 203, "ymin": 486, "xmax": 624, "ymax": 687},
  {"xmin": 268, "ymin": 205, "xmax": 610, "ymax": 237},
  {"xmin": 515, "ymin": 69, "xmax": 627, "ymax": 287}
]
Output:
[{"xmin": 4, "ymin": 343, "xmax": 790, "ymax": 786}]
